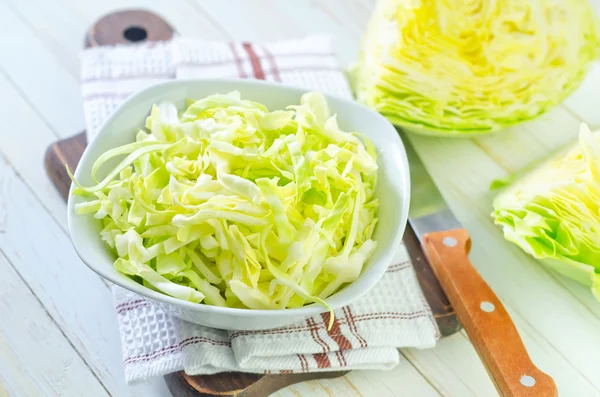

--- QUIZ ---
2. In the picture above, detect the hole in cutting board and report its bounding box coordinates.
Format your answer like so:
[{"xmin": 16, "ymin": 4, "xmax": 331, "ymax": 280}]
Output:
[{"xmin": 123, "ymin": 26, "xmax": 148, "ymax": 42}]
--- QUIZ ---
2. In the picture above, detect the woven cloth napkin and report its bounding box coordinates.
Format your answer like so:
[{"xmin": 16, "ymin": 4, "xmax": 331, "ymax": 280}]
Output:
[{"xmin": 80, "ymin": 36, "xmax": 439, "ymax": 383}]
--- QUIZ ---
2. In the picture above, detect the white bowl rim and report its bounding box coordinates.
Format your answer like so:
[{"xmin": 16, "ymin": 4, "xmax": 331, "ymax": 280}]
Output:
[{"xmin": 67, "ymin": 78, "xmax": 411, "ymax": 319}]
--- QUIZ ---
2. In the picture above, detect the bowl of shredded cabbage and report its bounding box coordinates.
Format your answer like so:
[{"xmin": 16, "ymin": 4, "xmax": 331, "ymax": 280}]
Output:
[{"xmin": 67, "ymin": 79, "xmax": 410, "ymax": 330}]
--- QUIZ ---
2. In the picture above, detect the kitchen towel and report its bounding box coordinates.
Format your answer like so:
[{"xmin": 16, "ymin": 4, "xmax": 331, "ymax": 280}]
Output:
[{"xmin": 81, "ymin": 35, "xmax": 439, "ymax": 383}]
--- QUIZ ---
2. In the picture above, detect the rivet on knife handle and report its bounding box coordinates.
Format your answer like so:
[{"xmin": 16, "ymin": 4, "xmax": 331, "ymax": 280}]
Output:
[{"xmin": 422, "ymin": 228, "xmax": 558, "ymax": 397}]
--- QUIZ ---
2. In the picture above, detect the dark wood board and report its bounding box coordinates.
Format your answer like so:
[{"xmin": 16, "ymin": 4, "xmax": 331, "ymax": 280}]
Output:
[
  {"xmin": 44, "ymin": 9, "xmax": 461, "ymax": 397},
  {"xmin": 164, "ymin": 371, "xmax": 350, "ymax": 397}
]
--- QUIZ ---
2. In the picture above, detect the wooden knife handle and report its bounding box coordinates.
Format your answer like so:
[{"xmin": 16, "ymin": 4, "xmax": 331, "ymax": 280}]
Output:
[{"xmin": 422, "ymin": 229, "xmax": 557, "ymax": 397}]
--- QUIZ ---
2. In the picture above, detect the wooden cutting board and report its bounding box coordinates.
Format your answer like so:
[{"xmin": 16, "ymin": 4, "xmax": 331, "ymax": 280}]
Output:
[{"xmin": 44, "ymin": 9, "xmax": 461, "ymax": 397}]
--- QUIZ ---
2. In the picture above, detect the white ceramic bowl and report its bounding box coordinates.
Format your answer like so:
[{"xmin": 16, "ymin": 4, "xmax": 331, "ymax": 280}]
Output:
[{"xmin": 68, "ymin": 79, "xmax": 410, "ymax": 330}]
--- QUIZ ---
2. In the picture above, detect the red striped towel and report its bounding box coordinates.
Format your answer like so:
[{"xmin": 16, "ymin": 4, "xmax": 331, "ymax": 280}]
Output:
[{"xmin": 81, "ymin": 35, "xmax": 439, "ymax": 383}]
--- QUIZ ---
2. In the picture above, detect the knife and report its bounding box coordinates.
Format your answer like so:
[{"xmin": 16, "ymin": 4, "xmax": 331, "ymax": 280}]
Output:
[{"xmin": 403, "ymin": 134, "xmax": 558, "ymax": 397}]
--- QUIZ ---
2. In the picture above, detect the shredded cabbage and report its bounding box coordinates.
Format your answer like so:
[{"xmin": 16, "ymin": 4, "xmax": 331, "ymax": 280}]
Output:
[
  {"xmin": 354, "ymin": 0, "xmax": 600, "ymax": 135},
  {"xmin": 492, "ymin": 123, "xmax": 600, "ymax": 299},
  {"xmin": 70, "ymin": 91, "xmax": 379, "ymax": 318}
]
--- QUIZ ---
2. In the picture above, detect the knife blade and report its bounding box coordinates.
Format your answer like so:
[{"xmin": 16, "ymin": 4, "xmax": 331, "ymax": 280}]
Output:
[
  {"xmin": 402, "ymin": 133, "xmax": 557, "ymax": 397},
  {"xmin": 404, "ymin": 136, "xmax": 461, "ymax": 238}
]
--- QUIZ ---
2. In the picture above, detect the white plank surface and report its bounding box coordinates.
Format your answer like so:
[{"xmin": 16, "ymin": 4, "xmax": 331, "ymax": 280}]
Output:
[
  {"xmin": 1, "ymin": 0, "xmax": 600, "ymax": 396},
  {"xmin": 0, "ymin": 2, "xmax": 84, "ymax": 136},
  {"xmin": 564, "ymin": 63, "xmax": 600, "ymax": 129},
  {"xmin": 0, "ymin": 250, "xmax": 108, "ymax": 397},
  {"xmin": 0, "ymin": 153, "xmax": 170, "ymax": 397},
  {"xmin": 0, "ymin": 71, "xmax": 70, "ymax": 231}
]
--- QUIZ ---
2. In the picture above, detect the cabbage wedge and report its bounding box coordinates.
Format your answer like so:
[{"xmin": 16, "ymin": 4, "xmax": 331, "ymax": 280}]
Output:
[{"xmin": 492, "ymin": 124, "xmax": 600, "ymax": 299}]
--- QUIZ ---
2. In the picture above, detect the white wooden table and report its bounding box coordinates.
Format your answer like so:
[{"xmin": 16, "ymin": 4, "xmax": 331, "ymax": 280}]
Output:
[{"xmin": 1, "ymin": 0, "xmax": 599, "ymax": 396}]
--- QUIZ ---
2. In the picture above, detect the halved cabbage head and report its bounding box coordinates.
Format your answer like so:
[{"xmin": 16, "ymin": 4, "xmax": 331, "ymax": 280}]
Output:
[
  {"xmin": 70, "ymin": 91, "xmax": 379, "ymax": 314},
  {"xmin": 492, "ymin": 124, "xmax": 600, "ymax": 299},
  {"xmin": 354, "ymin": 0, "xmax": 600, "ymax": 135}
]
